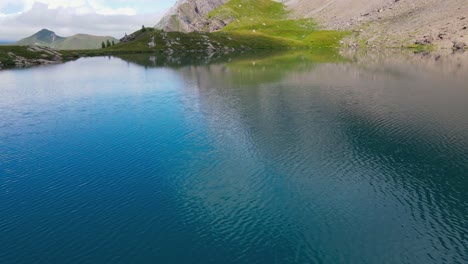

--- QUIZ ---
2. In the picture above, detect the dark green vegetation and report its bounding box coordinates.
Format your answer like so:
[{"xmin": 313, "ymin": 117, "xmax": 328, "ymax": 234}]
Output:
[
  {"xmin": 16, "ymin": 29, "xmax": 118, "ymax": 50},
  {"xmin": 96, "ymin": 29, "xmax": 292, "ymax": 52}
]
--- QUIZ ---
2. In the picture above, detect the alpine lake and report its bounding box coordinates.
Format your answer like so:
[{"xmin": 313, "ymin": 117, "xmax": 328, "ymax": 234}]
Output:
[{"xmin": 1, "ymin": 49, "xmax": 467, "ymax": 263}]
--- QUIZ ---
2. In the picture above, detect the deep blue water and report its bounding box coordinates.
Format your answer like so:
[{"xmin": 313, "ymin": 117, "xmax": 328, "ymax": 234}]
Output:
[{"xmin": 1, "ymin": 52, "xmax": 467, "ymax": 263}]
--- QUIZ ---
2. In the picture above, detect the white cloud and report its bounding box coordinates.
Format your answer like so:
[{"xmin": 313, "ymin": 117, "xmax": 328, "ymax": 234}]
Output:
[{"xmin": 0, "ymin": 0, "xmax": 175, "ymax": 40}]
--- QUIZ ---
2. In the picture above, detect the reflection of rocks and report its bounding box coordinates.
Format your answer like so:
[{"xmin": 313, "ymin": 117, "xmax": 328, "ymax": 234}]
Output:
[
  {"xmin": 283, "ymin": 50, "xmax": 468, "ymax": 151},
  {"xmin": 340, "ymin": 48, "xmax": 468, "ymax": 76},
  {"xmin": 116, "ymin": 50, "xmax": 241, "ymax": 68},
  {"xmin": 115, "ymin": 51, "xmax": 247, "ymax": 68}
]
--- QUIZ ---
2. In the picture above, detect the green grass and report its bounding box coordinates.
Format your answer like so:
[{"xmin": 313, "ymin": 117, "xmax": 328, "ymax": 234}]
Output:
[
  {"xmin": 304, "ymin": 31, "xmax": 350, "ymax": 48},
  {"xmin": 406, "ymin": 43, "xmax": 434, "ymax": 53},
  {"xmin": 208, "ymin": 0, "xmax": 287, "ymax": 22},
  {"xmin": 57, "ymin": 35, "xmax": 118, "ymax": 50},
  {"xmin": 208, "ymin": 0, "xmax": 349, "ymax": 48}
]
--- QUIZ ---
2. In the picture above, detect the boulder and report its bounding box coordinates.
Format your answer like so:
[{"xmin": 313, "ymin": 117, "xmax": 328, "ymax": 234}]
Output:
[
  {"xmin": 120, "ymin": 34, "xmax": 135, "ymax": 43},
  {"xmin": 148, "ymin": 36, "xmax": 156, "ymax": 48},
  {"xmin": 452, "ymin": 41, "xmax": 466, "ymax": 50},
  {"xmin": 423, "ymin": 35, "xmax": 433, "ymax": 44},
  {"xmin": 415, "ymin": 35, "xmax": 433, "ymax": 45},
  {"xmin": 438, "ymin": 33, "xmax": 448, "ymax": 39}
]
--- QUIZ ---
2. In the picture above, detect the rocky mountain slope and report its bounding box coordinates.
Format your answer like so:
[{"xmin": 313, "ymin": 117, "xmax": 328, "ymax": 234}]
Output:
[
  {"xmin": 16, "ymin": 29, "xmax": 118, "ymax": 50},
  {"xmin": 155, "ymin": 0, "xmax": 229, "ymax": 32},
  {"xmin": 157, "ymin": 0, "xmax": 467, "ymax": 49},
  {"xmin": 280, "ymin": 0, "xmax": 467, "ymax": 49}
]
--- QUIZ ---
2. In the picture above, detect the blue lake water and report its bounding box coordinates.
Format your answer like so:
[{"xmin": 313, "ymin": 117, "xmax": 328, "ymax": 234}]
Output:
[{"xmin": 1, "ymin": 51, "xmax": 467, "ymax": 263}]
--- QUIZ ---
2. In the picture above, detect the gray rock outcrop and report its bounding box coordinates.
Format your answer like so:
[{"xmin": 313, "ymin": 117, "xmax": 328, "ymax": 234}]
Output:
[
  {"xmin": 148, "ymin": 36, "xmax": 156, "ymax": 48},
  {"xmin": 155, "ymin": 0, "xmax": 229, "ymax": 32},
  {"xmin": 7, "ymin": 46, "xmax": 63, "ymax": 67}
]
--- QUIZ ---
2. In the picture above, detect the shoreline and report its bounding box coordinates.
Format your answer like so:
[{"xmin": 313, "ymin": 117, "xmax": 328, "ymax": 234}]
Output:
[{"xmin": 1, "ymin": 43, "xmax": 466, "ymax": 70}]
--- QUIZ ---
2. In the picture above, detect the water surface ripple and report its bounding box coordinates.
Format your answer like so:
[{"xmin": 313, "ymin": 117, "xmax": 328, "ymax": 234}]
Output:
[{"xmin": 0, "ymin": 52, "xmax": 467, "ymax": 263}]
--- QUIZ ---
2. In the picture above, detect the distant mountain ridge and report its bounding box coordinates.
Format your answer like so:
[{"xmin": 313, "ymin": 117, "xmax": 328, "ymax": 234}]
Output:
[{"xmin": 16, "ymin": 29, "xmax": 118, "ymax": 50}]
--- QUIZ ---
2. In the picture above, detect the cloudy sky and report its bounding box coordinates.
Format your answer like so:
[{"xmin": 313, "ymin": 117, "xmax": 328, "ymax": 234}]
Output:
[{"xmin": 0, "ymin": 0, "xmax": 177, "ymax": 40}]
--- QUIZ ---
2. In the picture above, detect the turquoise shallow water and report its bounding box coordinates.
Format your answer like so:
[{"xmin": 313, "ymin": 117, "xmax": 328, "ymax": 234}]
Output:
[{"xmin": 0, "ymin": 52, "xmax": 467, "ymax": 263}]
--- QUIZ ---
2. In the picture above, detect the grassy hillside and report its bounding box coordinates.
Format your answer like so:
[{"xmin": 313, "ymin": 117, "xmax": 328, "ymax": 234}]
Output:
[
  {"xmin": 59, "ymin": 34, "xmax": 117, "ymax": 50},
  {"xmin": 208, "ymin": 0, "xmax": 349, "ymax": 48},
  {"xmin": 67, "ymin": 28, "xmax": 296, "ymax": 57}
]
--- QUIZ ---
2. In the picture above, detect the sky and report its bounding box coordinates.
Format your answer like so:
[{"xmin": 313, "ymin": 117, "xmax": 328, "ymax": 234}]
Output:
[{"xmin": 0, "ymin": 0, "xmax": 177, "ymax": 40}]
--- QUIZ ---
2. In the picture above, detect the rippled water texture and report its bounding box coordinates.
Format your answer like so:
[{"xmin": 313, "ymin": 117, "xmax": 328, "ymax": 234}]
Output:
[{"xmin": 1, "ymin": 51, "xmax": 467, "ymax": 263}]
